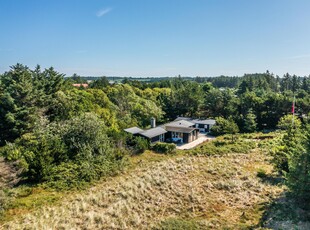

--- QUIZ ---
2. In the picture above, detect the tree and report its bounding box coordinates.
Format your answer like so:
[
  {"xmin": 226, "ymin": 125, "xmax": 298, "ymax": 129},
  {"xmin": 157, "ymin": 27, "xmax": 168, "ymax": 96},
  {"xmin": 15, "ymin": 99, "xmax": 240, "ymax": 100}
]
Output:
[
  {"xmin": 90, "ymin": 77, "xmax": 110, "ymax": 89},
  {"xmin": 211, "ymin": 117, "xmax": 239, "ymax": 140},
  {"xmin": 243, "ymin": 109, "xmax": 257, "ymax": 132},
  {"xmin": 0, "ymin": 64, "xmax": 38, "ymax": 145},
  {"xmin": 70, "ymin": 73, "xmax": 87, "ymax": 83},
  {"xmin": 286, "ymin": 124, "xmax": 310, "ymax": 204},
  {"xmin": 277, "ymin": 114, "xmax": 301, "ymax": 130},
  {"xmin": 1, "ymin": 113, "xmax": 124, "ymax": 186}
]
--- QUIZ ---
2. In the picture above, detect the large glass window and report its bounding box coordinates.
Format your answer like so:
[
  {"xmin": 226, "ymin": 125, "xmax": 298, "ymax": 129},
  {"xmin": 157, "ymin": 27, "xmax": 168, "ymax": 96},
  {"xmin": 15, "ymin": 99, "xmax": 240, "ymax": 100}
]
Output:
[
  {"xmin": 172, "ymin": 132, "xmax": 182, "ymax": 138},
  {"xmin": 159, "ymin": 134, "xmax": 165, "ymax": 142}
]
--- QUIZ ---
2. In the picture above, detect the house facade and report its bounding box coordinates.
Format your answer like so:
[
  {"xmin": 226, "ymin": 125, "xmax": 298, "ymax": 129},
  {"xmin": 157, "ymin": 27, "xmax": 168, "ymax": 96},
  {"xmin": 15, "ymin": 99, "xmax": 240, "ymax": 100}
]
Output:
[
  {"xmin": 137, "ymin": 127, "xmax": 167, "ymax": 142},
  {"xmin": 124, "ymin": 117, "xmax": 215, "ymax": 144},
  {"xmin": 192, "ymin": 119, "xmax": 216, "ymax": 133}
]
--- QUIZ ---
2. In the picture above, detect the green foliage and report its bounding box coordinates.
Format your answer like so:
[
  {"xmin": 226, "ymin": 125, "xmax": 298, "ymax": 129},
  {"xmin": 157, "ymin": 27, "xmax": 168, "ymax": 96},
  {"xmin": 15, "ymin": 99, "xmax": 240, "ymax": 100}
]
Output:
[
  {"xmin": 243, "ymin": 109, "xmax": 257, "ymax": 132},
  {"xmin": 285, "ymin": 125, "xmax": 310, "ymax": 205},
  {"xmin": 257, "ymin": 168, "xmax": 267, "ymax": 178},
  {"xmin": 1, "ymin": 63, "xmax": 310, "ymax": 202},
  {"xmin": 126, "ymin": 136, "xmax": 150, "ymax": 155},
  {"xmin": 0, "ymin": 64, "xmax": 67, "ymax": 145},
  {"xmin": 189, "ymin": 137, "xmax": 256, "ymax": 156},
  {"xmin": 204, "ymin": 88, "xmax": 239, "ymax": 119},
  {"xmin": 105, "ymin": 84, "xmax": 164, "ymax": 128},
  {"xmin": 1, "ymin": 114, "xmax": 125, "ymax": 189},
  {"xmin": 211, "ymin": 117, "xmax": 239, "ymax": 137},
  {"xmin": 158, "ymin": 80, "xmax": 204, "ymax": 119},
  {"xmin": 271, "ymin": 125, "xmax": 310, "ymax": 206},
  {"xmin": 277, "ymin": 114, "xmax": 301, "ymax": 130},
  {"xmin": 0, "ymin": 64, "xmax": 38, "ymax": 145},
  {"xmin": 151, "ymin": 142, "xmax": 176, "ymax": 154},
  {"xmin": 90, "ymin": 76, "xmax": 110, "ymax": 89}
]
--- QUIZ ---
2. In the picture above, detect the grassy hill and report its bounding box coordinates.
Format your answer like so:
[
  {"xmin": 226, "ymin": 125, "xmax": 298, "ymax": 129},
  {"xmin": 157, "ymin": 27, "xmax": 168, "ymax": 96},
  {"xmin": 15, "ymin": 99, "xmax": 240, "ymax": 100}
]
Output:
[{"xmin": 1, "ymin": 135, "xmax": 309, "ymax": 229}]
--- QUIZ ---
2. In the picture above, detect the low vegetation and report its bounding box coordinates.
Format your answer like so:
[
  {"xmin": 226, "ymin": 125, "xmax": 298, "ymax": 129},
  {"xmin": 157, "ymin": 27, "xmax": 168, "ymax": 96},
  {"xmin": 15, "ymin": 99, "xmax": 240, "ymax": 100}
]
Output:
[
  {"xmin": 151, "ymin": 142, "xmax": 176, "ymax": 154},
  {"xmin": 1, "ymin": 135, "xmax": 285, "ymax": 229},
  {"xmin": 188, "ymin": 135, "xmax": 256, "ymax": 156}
]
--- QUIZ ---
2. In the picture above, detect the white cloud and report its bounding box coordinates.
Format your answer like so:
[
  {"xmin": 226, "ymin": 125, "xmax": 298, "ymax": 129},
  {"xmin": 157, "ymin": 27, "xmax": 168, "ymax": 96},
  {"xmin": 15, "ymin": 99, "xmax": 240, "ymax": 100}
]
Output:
[{"xmin": 96, "ymin": 8, "xmax": 112, "ymax": 17}]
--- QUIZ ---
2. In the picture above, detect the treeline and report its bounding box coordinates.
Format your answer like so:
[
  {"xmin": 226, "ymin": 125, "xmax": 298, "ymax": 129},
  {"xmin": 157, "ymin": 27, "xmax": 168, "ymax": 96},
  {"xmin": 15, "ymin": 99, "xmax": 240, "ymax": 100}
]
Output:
[
  {"xmin": 123, "ymin": 71, "xmax": 310, "ymax": 92},
  {"xmin": 76, "ymin": 71, "xmax": 310, "ymax": 92},
  {"xmin": 0, "ymin": 64, "xmax": 310, "ymax": 189},
  {"xmin": 123, "ymin": 72, "xmax": 310, "ymax": 131}
]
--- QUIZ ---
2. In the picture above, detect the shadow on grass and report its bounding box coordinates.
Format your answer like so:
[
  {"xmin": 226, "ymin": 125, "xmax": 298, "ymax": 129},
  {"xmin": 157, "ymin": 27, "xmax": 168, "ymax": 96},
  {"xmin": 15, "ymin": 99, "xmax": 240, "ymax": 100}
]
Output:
[
  {"xmin": 257, "ymin": 193, "xmax": 310, "ymax": 229},
  {"xmin": 258, "ymin": 174, "xmax": 285, "ymax": 186}
]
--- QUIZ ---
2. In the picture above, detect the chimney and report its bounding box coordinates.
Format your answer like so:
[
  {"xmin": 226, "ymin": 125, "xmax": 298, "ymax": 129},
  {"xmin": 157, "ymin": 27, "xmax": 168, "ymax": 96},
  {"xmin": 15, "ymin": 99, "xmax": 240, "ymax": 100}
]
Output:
[{"xmin": 150, "ymin": 117, "xmax": 156, "ymax": 128}]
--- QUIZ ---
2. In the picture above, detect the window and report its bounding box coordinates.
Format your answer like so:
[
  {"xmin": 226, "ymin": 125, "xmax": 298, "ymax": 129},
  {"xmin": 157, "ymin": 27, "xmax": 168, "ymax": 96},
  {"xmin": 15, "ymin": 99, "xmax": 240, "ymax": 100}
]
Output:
[
  {"xmin": 172, "ymin": 132, "xmax": 182, "ymax": 138},
  {"xmin": 159, "ymin": 134, "xmax": 165, "ymax": 142}
]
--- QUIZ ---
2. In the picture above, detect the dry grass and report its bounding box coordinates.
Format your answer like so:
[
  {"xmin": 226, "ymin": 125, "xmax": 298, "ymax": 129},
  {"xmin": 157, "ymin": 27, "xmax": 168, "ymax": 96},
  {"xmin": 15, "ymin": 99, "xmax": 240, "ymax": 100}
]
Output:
[
  {"xmin": 2, "ymin": 148, "xmax": 285, "ymax": 230},
  {"xmin": 0, "ymin": 157, "xmax": 22, "ymax": 188}
]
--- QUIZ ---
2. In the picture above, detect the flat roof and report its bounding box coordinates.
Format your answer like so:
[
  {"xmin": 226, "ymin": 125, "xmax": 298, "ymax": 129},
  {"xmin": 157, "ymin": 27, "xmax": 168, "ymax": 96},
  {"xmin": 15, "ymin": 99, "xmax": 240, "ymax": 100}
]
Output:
[
  {"xmin": 124, "ymin": 127, "xmax": 144, "ymax": 135},
  {"xmin": 164, "ymin": 119, "xmax": 195, "ymax": 128},
  {"xmin": 139, "ymin": 127, "xmax": 167, "ymax": 138},
  {"xmin": 165, "ymin": 126, "xmax": 196, "ymax": 133},
  {"xmin": 192, "ymin": 119, "xmax": 216, "ymax": 125}
]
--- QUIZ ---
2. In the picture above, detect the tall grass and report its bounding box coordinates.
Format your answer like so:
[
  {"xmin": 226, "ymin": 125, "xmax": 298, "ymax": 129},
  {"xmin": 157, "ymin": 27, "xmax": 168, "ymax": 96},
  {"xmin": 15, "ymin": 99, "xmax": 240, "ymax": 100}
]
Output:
[{"xmin": 3, "ymin": 148, "xmax": 284, "ymax": 229}]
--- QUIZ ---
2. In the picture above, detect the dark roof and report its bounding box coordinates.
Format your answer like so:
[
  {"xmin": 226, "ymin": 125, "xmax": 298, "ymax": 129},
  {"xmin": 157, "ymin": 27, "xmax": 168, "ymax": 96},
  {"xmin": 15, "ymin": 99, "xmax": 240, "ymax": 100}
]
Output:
[
  {"xmin": 165, "ymin": 126, "xmax": 196, "ymax": 133},
  {"xmin": 124, "ymin": 127, "xmax": 144, "ymax": 135},
  {"xmin": 192, "ymin": 119, "xmax": 216, "ymax": 125},
  {"xmin": 139, "ymin": 127, "xmax": 167, "ymax": 138},
  {"xmin": 164, "ymin": 120, "xmax": 194, "ymax": 128}
]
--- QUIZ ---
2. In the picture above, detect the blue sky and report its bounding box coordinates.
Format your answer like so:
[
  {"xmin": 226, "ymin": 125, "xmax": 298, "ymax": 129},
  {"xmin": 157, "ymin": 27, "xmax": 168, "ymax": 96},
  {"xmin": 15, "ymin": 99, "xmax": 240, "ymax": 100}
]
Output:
[{"xmin": 1, "ymin": 0, "xmax": 310, "ymax": 77}]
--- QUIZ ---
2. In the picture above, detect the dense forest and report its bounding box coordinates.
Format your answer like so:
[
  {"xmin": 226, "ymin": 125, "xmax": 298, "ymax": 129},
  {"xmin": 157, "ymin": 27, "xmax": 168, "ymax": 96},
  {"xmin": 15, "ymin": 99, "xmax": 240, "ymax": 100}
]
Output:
[{"xmin": 0, "ymin": 64, "xmax": 310, "ymax": 218}]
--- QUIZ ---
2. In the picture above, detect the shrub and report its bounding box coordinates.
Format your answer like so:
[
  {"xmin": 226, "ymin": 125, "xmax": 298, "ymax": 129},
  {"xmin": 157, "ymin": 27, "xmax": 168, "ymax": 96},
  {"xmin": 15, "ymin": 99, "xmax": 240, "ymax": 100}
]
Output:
[
  {"xmin": 190, "ymin": 137, "xmax": 256, "ymax": 156},
  {"xmin": 257, "ymin": 168, "xmax": 267, "ymax": 178},
  {"xmin": 132, "ymin": 136, "xmax": 150, "ymax": 154},
  {"xmin": 1, "ymin": 113, "xmax": 126, "ymax": 189},
  {"xmin": 151, "ymin": 142, "xmax": 176, "ymax": 154},
  {"xmin": 211, "ymin": 117, "xmax": 239, "ymax": 137}
]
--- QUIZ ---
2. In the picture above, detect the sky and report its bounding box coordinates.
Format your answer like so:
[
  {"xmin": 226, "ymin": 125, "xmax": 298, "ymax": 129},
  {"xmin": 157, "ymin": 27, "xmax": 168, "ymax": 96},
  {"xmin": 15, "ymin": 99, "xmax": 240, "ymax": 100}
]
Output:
[{"xmin": 1, "ymin": 0, "xmax": 310, "ymax": 77}]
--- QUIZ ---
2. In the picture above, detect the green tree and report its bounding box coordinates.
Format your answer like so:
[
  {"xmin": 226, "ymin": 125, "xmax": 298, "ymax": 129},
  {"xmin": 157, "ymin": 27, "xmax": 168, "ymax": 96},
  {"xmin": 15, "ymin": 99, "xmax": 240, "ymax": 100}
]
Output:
[
  {"xmin": 277, "ymin": 114, "xmax": 301, "ymax": 130},
  {"xmin": 243, "ymin": 109, "xmax": 257, "ymax": 132},
  {"xmin": 286, "ymin": 125, "xmax": 310, "ymax": 204},
  {"xmin": 2, "ymin": 113, "xmax": 124, "ymax": 187},
  {"xmin": 90, "ymin": 76, "xmax": 110, "ymax": 89},
  {"xmin": 0, "ymin": 64, "xmax": 38, "ymax": 145},
  {"xmin": 211, "ymin": 117, "xmax": 239, "ymax": 140}
]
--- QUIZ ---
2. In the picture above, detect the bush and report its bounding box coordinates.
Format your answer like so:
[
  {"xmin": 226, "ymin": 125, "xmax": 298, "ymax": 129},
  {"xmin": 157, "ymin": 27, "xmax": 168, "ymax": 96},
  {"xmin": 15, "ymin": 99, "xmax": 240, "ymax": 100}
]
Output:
[
  {"xmin": 189, "ymin": 137, "xmax": 256, "ymax": 156},
  {"xmin": 132, "ymin": 136, "xmax": 150, "ymax": 154},
  {"xmin": 151, "ymin": 142, "xmax": 176, "ymax": 154},
  {"xmin": 211, "ymin": 117, "xmax": 239, "ymax": 137},
  {"xmin": 257, "ymin": 168, "xmax": 267, "ymax": 178},
  {"xmin": 1, "ymin": 113, "xmax": 126, "ymax": 189}
]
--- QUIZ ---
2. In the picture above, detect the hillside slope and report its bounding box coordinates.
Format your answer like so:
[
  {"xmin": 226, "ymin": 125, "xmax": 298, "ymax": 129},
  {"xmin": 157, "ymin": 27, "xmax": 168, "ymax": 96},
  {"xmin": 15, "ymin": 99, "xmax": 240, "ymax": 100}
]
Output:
[{"xmin": 3, "ymin": 149, "xmax": 284, "ymax": 229}]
